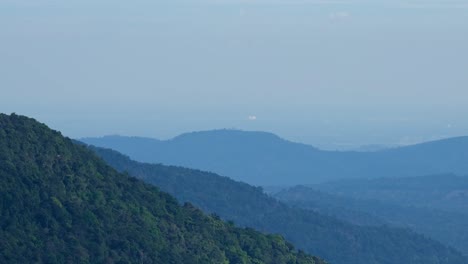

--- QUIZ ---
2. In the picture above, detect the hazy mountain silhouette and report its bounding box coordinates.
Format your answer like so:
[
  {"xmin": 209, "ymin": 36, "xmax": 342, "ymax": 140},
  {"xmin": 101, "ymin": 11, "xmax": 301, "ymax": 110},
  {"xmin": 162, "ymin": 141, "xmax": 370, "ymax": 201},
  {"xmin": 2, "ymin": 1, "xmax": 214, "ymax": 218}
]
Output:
[
  {"xmin": 275, "ymin": 182, "xmax": 468, "ymax": 256},
  {"xmin": 81, "ymin": 130, "xmax": 468, "ymax": 185},
  {"xmin": 312, "ymin": 174, "xmax": 468, "ymax": 214},
  {"xmin": 86, "ymin": 145, "xmax": 468, "ymax": 264}
]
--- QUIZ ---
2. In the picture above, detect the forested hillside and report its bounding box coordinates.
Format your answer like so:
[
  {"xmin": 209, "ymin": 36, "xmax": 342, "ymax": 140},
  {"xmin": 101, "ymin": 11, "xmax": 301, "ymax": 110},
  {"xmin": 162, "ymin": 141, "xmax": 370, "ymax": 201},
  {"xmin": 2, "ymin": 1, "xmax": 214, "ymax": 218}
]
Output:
[
  {"xmin": 89, "ymin": 145, "xmax": 468, "ymax": 264},
  {"xmin": 0, "ymin": 113, "xmax": 324, "ymax": 264},
  {"xmin": 275, "ymin": 185, "xmax": 468, "ymax": 256},
  {"xmin": 314, "ymin": 174, "xmax": 468, "ymax": 213}
]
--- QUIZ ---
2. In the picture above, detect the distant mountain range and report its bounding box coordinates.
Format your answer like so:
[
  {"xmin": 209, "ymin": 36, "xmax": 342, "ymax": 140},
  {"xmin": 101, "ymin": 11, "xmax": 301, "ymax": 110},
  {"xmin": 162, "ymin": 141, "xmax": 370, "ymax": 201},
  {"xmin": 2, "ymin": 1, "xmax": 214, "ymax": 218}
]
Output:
[
  {"xmin": 274, "ymin": 175, "xmax": 468, "ymax": 256},
  {"xmin": 81, "ymin": 130, "xmax": 468, "ymax": 185},
  {"xmin": 86, "ymin": 145, "xmax": 468, "ymax": 264},
  {"xmin": 0, "ymin": 113, "xmax": 324, "ymax": 264},
  {"xmin": 311, "ymin": 174, "xmax": 468, "ymax": 213}
]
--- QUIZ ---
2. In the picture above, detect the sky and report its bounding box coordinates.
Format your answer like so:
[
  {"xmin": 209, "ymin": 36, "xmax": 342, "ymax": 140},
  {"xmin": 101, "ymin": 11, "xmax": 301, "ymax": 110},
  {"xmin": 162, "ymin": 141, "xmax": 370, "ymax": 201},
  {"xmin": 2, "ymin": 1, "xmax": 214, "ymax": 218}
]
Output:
[{"xmin": 1, "ymin": 0, "xmax": 468, "ymax": 149}]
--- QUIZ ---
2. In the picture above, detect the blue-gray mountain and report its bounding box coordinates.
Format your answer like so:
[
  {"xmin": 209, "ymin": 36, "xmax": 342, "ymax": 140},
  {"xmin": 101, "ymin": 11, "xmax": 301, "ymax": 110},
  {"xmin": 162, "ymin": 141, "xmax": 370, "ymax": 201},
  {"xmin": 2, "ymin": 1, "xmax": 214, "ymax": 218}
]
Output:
[
  {"xmin": 87, "ymin": 145, "xmax": 468, "ymax": 264},
  {"xmin": 81, "ymin": 130, "xmax": 468, "ymax": 185},
  {"xmin": 311, "ymin": 174, "xmax": 468, "ymax": 213},
  {"xmin": 274, "ymin": 176, "xmax": 468, "ymax": 256}
]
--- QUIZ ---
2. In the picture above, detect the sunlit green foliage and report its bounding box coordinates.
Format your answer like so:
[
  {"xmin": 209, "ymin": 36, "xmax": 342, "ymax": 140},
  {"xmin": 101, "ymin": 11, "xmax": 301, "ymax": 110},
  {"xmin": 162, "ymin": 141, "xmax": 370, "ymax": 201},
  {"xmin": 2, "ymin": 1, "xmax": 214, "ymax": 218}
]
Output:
[
  {"xmin": 90, "ymin": 145, "xmax": 468, "ymax": 264},
  {"xmin": 0, "ymin": 113, "xmax": 324, "ymax": 264}
]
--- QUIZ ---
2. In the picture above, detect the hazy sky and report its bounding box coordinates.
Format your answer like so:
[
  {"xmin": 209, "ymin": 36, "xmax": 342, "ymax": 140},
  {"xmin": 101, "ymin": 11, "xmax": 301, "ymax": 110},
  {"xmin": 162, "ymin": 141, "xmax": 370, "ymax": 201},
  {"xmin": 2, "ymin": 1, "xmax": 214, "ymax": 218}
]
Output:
[{"xmin": 1, "ymin": 0, "xmax": 468, "ymax": 149}]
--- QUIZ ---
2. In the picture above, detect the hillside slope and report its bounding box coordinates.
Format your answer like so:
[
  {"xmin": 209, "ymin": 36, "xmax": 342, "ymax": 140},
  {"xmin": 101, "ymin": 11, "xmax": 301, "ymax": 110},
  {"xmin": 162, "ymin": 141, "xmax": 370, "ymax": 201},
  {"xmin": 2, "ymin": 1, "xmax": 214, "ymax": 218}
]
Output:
[
  {"xmin": 88, "ymin": 145, "xmax": 468, "ymax": 264},
  {"xmin": 275, "ymin": 185, "xmax": 468, "ymax": 256},
  {"xmin": 0, "ymin": 113, "xmax": 324, "ymax": 264},
  {"xmin": 314, "ymin": 174, "xmax": 468, "ymax": 213}
]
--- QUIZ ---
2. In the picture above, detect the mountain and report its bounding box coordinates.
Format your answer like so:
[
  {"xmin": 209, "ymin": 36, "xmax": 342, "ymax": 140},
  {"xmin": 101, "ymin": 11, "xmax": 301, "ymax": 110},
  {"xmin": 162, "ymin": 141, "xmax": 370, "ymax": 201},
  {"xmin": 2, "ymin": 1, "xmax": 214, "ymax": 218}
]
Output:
[
  {"xmin": 313, "ymin": 174, "xmax": 468, "ymax": 213},
  {"xmin": 81, "ymin": 130, "xmax": 468, "ymax": 185},
  {"xmin": 87, "ymin": 145, "xmax": 468, "ymax": 264},
  {"xmin": 0, "ymin": 113, "xmax": 324, "ymax": 264},
  {"xmin": 275, "ymin": 184, "xmax": 468, "ymax": 256}
]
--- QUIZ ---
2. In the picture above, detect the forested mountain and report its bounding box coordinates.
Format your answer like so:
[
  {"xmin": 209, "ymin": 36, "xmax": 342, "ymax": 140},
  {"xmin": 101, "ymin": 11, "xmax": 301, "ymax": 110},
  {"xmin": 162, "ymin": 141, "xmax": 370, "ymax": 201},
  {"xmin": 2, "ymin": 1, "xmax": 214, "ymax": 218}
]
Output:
[
  {"xmin": 88, "ymin": 145, "xmax": 468, "ymax": 264},
  {"xmin": 275, "ymin": 185, "xmax": 468, "ymax": 256},
  {"xmin": 81, "ymin": 130, "xmax": 468, "ymax": 185},
  {"xmin": 0, "ymin": 113, "xmax": 325, "ymax": 264},
  {"xmin": 313, "ymin": 174, "xmax": 468, "ymax": 213}
]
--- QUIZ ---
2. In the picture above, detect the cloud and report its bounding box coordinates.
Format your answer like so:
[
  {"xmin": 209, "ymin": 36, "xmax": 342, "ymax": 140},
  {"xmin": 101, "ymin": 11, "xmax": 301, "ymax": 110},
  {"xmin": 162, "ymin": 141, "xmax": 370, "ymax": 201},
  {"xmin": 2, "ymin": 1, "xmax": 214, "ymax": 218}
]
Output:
[
  {"xmin": 329, "ymin": 11, "xmax": 351, "ymax": 20},
  {"xmin": 248, "ymin": 115, "xmax": 257, "ymax": 121}
]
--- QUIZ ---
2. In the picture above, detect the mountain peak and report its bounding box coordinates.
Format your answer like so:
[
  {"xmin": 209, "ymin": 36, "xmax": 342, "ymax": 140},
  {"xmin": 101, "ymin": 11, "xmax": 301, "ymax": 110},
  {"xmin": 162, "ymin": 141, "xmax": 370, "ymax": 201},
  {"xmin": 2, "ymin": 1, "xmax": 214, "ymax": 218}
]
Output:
[{"xmin": 171, "ymin": 129, "xmax": 286, "ymax": 144}]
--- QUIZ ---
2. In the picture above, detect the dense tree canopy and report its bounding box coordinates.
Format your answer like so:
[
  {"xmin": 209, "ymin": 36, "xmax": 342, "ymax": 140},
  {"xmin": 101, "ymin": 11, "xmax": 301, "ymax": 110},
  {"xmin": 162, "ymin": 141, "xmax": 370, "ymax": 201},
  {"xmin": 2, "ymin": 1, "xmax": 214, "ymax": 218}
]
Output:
[
  {"xmin": 0, "ymin": 113, "xmax": 324, "ymax": 264},
  {"xmin": 89, "ymin": 145, "xmax": 468, "ymax": 264},
  {"xmin": 275, "ymin": 185, "xmax": 468, "ymax": 256}
]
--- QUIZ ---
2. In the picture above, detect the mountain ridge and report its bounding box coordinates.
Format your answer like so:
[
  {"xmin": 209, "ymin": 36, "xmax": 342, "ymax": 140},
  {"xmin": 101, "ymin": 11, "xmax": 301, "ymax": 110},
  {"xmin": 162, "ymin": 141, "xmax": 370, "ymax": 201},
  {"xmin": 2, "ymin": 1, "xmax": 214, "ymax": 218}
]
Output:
[
  {"xmin": 275, "ymin": 183, "xmax": 468, "ymax": 255},
  {"xmin": 87, "ymin": 144, "xmax": 468, "ymax": 264},
  {"xmin": 81, "ymin": 130, "xmax": 468, "ymax": 185},
  {"xmin": 0, "ymin": 113, "xmax": 324, "ymax": 264}
]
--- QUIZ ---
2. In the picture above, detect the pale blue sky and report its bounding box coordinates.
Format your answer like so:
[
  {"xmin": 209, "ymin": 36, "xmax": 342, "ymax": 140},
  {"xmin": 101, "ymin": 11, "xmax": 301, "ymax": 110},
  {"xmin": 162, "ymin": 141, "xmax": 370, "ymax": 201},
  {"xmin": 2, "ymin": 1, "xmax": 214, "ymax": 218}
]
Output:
[{"xmin": 1, "ymin": 0, "xmax": 468, "ymax": 149}]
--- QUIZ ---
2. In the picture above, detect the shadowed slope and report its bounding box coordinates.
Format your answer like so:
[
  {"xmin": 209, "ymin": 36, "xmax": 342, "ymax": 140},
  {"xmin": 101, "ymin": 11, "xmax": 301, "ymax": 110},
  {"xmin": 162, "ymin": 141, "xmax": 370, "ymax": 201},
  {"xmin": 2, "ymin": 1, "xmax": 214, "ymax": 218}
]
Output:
[{"xmin": 88, "ymin": 145, "xmax": 468, "ymax": 264}]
